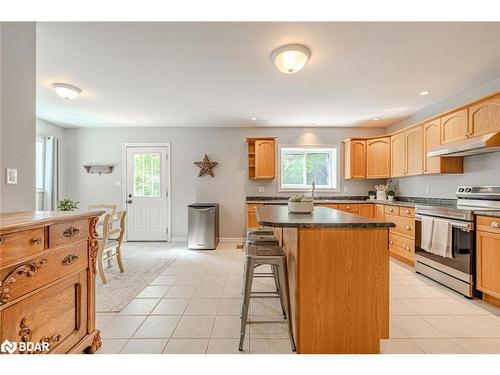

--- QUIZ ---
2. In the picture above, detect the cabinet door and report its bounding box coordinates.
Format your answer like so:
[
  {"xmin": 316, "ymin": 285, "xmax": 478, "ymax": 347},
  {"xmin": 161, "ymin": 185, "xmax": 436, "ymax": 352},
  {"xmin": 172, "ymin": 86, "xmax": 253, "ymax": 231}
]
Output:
[
  {"xmin": 247, "ymin": 204, "xmax": 263, "ymax": 229},
  {"xmin": 390, "ymin": 132, "xmax": 406, "ymax": 177},
  {"xmin": 359, "ymin": 204, "xmax": 374, "ymax": 218},
  {"xmin": 477, "ymin": 230, "xmax": 500, "ymax": 299},
  {"xmin": 255, "ymin": 140, "xmax": 275, "ymax": 179},
  {"xmin": 344, "ymin": 140, "xmax": 366, "ymax": 179},
  {"xmin": 1, "ymin": 271, "xmax": 87, "ymax": 354},
  {"xmin": 423, "ymin": 119, "xmax": 442, "ymax": 174},
  {"xmin": 441, "ymin": 108, "xmax": 469, "ymax": 144},
  {"xmin": 374, "ymin": 204, "xmax": 385, "ymax": 221},
  {"xmin": 406, "ymin": 125, "xmax": 423, "ymax": 176},
  {"xmin": 469, "ymin": 95, "xmax": 500, "ymax": 137},
  {"xmin": 366, "ymin": 137, "xmax": 390, "ymax": 179}
]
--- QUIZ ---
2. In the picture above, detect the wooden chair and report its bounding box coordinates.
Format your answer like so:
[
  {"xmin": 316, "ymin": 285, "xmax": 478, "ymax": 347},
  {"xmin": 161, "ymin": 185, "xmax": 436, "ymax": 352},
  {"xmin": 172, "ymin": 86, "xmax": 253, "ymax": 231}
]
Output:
[{"xmin": 97, "ymin": 210, "xmax": 126, "ymax": 284}]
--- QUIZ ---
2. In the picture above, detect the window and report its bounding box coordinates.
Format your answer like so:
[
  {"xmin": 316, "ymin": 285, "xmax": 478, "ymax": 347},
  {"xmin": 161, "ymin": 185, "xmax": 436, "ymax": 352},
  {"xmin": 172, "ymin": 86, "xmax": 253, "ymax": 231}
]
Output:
[
  {"xmin": 35, "ymin": 137, "xmax": 45, "ymax": 191},
  {"xmin": 133, "ymin": 153, "xmax": 161, "ymax": 197},
  {"xmin": 279, "ymin": 145, "xmax": 339, "ymax": 191}
]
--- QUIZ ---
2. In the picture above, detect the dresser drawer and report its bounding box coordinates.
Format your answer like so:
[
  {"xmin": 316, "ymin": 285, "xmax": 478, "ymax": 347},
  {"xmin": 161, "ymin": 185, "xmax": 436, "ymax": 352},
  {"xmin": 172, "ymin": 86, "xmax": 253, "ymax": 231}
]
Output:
[
  {"xmin": 337, "ymin": 204, "xmax": 359, "ymax": 212},
  {"xmin": 389, "ymin": 233, "xmax": 415, "ymax": 261},
  {"xmin": 399, "ymin": 207, "xmax": 415, "ymax": 218},
  {"xmin": 0, "ymin": 241, "xmax": 88, "ymax": 305},
  {"xmin": 49, "ymin": 219, "xmax": 89, "ymax": 248},
  {"xmin": 385, "ymin": 214, "xmax": 415, "ymax": 239},
  {"xmin": 476, "ymin": 215, "xmax": 500, "ymax": 235},
  {"xmin": 0, "ymin": 228, "xmax": 45, "ymax": 265},
  {"xmin": 1, "ymin": 270, "xmax": 88, "ymax": 354},
  {"xmin": 384, "ymin": 205, "xmax": 399, "ymax": 215}
]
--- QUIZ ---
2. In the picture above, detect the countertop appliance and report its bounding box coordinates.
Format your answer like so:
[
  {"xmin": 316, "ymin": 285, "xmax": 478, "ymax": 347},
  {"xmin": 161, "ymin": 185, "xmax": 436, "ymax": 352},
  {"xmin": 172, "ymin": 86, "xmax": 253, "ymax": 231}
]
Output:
[
  {"xmin": 188, "ymin": 203, "xmax": 219, "ymax": 250},
  {"xmin": 414, "ymin": 186, "xmax": 500, "ymax": 298}
]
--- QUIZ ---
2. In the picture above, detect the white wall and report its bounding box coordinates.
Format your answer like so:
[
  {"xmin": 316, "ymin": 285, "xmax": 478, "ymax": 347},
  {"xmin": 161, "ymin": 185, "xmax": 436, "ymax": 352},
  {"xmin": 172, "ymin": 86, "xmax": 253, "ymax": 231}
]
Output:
[
  {"xmin": 0, "ymin": 22, "xmax": 36, "ymax": 213},
  {"xmin": 64, "ymin": 126, "xmax": 386, "ymax": 239},
  {"xmin": 387, "ymin": 76, "xmax": 500, "ymax": 198}
]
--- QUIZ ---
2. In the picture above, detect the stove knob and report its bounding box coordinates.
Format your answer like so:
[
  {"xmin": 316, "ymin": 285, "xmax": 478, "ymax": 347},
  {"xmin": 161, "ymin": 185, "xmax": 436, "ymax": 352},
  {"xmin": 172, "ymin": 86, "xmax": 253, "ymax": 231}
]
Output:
[
  {"xmin": 465, "ymin": 188, "xmax": 472, "ymax": 193},
  {"xmin": 458, "ymin": 188, "xmax": 464, "ymax": 193}
]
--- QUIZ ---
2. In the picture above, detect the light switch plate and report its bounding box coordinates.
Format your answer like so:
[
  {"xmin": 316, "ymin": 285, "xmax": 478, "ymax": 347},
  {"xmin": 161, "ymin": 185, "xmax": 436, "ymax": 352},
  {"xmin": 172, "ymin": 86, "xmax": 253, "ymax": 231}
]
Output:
[
  {"xmin": 5, "ymin": 168, "xmax": 18, "ymax": 185},
  {"xmin": 343, "ymin": 186, "xmax": 349, "ymax": 193},
  {"xmin": 425, "ymin": 184, "xmax": 431, "ymax": 194},
  {"xmin": 114, "ymin": 180, "xmax": 121, "ymax": 187},
  {"xmin": 258, "ymin": 186, "xmax": 265, "ymax": 193}
]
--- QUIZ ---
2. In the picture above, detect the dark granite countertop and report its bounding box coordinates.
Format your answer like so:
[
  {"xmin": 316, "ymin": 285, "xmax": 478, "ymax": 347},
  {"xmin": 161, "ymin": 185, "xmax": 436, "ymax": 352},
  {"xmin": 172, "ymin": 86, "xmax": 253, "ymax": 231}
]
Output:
[
  {"xmin": 474, "ymin": 210, "xmax": 500, "ymax": 219},
  {"xmin": 256, "ymin": 206, "xmax": 396, "ymax": 229}
]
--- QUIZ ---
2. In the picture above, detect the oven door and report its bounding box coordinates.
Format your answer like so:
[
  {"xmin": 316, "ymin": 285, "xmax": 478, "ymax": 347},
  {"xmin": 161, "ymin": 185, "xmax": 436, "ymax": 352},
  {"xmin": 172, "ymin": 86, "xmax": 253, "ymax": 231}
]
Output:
[{"xmin": 414, "ymin": 215, "xmax": 474, "ymax": 280}]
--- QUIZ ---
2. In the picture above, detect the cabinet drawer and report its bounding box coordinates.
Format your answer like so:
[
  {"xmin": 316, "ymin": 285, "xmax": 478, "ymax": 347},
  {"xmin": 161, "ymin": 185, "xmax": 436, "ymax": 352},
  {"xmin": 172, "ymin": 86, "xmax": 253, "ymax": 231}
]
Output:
[
  {"xmin": 49, "ymin": 219, "xmax": 89, "ymax": 248},
  {"xmin": 389, "ymin": 233, "xmax": 415, "ymax": 261},
  {"xmin": 1, "ymin": 271, "xmax": 88, "ymax": 354},
  {"xmin": 385, "ymin": 214, "xmax": 415, "ymax": 239},
  {"xmin": 0, "ymin": 227, "xmax": 45, "ymax": 265},
  {"xmin": 476, "ymin": 215, "xmax": 500, "ymax": 235},
  {"xmin": 321, "ymin": 204, "xmax": 338, "ymax": 209},
  {"xmin": 384, "ymin": 205, "xmax": 399, "ymax": 215},
  {"xmin": 0, "ymin": 241, "xmax": 88, "ymax": 304},
  {"xmin": 399, "ymin": 207, "xmax": 415, "ymax": 218},
  {"xmin": 337, "ymin": 204, "xmax": 359, "ymax": 212}
]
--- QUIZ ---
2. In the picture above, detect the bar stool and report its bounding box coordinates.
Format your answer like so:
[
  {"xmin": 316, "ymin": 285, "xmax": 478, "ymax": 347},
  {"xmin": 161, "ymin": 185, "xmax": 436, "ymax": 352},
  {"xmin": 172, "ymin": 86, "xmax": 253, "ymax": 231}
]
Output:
[{"xmin": 239, "ymin": 242, "xmax": 296, "ymax": 352}]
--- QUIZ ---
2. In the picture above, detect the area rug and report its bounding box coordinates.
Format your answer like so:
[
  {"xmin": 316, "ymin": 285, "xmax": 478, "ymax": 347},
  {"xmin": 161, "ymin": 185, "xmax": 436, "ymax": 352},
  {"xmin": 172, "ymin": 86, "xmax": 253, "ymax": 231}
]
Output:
[{"xmin": 96, "ymin": 242, "xmax": 177, "ymax": 312}]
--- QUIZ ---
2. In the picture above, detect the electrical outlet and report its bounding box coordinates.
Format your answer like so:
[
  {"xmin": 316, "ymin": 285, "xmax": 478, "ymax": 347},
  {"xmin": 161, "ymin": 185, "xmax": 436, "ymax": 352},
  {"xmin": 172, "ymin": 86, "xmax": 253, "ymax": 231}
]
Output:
[
  {"xmin": 258, "ymin": 186, "xmax": 265, "ymax": 193},
  {"xmin": 425, "ymin": 184, "xmax": 431, "ymax": 194},
  {"xmin": 114, "ymin": 180, "xmax": 121, "ymax": 187},
  {"xmin": 343, "ymin": 186, "xmax": 349, "ymax": 193}
]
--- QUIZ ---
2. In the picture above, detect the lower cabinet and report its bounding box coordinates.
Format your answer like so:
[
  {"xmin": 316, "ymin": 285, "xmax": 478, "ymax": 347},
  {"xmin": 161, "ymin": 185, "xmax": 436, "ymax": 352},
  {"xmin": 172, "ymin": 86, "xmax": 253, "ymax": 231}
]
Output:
[
  {"xmin": 476, "ymin": 215, "xmax": 500, "ymax": 303},
  {"xmin": 385, "ymin": 207, "xmax": 416, "ymax": 265},
  {"xmin": 246, "ymin": 203, "xmax": 263, "ymax": 229},
  {"xmin": 359, "ymin": 204, "xmax": 374, "ymax": 218}
]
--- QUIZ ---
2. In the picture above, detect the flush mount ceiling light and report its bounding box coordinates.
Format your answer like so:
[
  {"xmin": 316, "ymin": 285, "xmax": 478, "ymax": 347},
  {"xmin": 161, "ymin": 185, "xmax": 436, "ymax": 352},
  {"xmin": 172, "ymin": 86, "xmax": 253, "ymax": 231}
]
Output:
[
  {"xmin": 372, "ymin": 117, "xmax": 381, "ymax": 121},
  {"xmin": 271, "ymin": 44, "xmax": 311, "ymax": 74},
  {"xmin": 52, "ymin": 83, "xmax": 82, "ymax": 100},
  {"xmin": 250, "ymin": 117, "xmax": 257, "ymax": 121},
  {"xmin": 419, "ymin": 90, "xmax": 430, "ymax": 96}
]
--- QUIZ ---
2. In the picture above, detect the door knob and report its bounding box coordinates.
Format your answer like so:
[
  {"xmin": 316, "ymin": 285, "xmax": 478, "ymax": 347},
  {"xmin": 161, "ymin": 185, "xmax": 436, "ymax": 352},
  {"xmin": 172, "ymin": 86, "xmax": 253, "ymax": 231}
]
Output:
[
  {"xmin": 127, "ymin": 199, "xmax": 133, "ymax": 204},
  {"xmin": 128, "ymin": 194, "xmax": 132, "ymax": 198}
]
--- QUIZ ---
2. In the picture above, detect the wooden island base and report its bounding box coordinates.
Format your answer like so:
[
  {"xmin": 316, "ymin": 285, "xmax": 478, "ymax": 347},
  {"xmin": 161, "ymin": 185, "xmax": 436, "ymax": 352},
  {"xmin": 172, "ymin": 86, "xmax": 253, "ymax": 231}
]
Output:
[{"xmin": 276, "ymin": 226, "xmax": 389, "ymax": 354}]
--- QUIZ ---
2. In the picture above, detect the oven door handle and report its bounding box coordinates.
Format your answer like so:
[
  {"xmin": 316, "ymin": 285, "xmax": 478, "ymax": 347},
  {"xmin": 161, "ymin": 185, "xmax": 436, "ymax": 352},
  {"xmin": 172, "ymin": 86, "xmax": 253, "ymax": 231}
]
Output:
[{"xmin": 415, "ymin": 214, "xmax": 473, "ymax": 232}]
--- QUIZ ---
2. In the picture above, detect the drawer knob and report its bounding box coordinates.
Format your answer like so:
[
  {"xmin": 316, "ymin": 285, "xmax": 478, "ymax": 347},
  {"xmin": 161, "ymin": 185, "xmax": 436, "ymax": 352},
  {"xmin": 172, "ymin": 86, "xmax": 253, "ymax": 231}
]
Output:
[
  {"xmin": 405, "ymin": 209, "xmax": 410, "ymax": 214},
  {"xmin": 31, "ymin": 238, "xmax": 42, "ymax": 245},
  {"xmin": 62, "ymin": 254, "xmax": 79, "ymax": 265},
  {"xmin": 405, "ymin": 225, "xmax": 411, "ymax": 230},
  {"xmin": 389, "ymin": 208, "xmax": 393, "ymax": 212},
  {"xmin": 405, "ymin": 246, "xmax": 410, "ymax": 251},
  {"xmin": 389, "ymin": 240, "xmax": 393, "ymax": 245},
  {"xmin": 0, "ymin": 236, "xmax": 4, "ymax": 244},
  {"xmin": 63, "ymin": 226, "xmax": 80, "ymax": 237},
  {"xmin": 346, "ymin": 206, "xmax": 350, "ymax": 209},
  {"xmin": 491, "ymin": 221, "xmax": 500, "ymax": 228}
]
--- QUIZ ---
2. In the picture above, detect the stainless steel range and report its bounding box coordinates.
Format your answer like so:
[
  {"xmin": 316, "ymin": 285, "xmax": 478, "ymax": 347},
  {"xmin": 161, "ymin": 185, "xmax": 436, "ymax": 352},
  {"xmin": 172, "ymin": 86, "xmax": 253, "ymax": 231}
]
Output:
[{"xmin": 414, "ymin": 186, "xmax": 500, "ymax": 298}]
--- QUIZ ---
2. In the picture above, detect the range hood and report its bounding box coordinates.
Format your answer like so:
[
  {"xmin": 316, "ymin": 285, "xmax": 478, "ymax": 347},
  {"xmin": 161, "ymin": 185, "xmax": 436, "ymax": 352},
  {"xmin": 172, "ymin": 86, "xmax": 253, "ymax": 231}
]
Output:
[{"xmin": 427, "ymin": 132, "xmax": 500, "ymax": 157}]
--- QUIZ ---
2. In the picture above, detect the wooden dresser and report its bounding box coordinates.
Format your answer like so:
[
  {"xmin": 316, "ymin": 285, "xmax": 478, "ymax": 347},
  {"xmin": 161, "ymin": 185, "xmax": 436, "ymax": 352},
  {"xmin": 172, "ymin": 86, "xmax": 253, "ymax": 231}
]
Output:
[{"xmin": 0, "ymin": 211, "xmax": 103, "ymax": 354}]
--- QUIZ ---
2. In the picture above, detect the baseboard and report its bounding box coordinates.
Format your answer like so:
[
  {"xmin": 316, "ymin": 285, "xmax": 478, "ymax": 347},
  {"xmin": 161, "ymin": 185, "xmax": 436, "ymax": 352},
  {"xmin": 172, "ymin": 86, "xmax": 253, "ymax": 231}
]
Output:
[
  {"xmin": 171, "ymin": 236, "xmax": 187, "ymax": 243},
  {"xmin": 169, "ymin": 236, "xmax": 244, "ymax": 244}
]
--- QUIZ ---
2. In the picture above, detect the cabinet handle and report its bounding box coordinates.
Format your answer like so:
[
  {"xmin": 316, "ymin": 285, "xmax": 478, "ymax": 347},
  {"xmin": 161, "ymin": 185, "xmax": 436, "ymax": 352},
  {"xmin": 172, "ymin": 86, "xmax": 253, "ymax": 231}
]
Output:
[
  {"xmin": 62, "ymin": 254, "xmax": 79, "ymax": 265},
  {"xmin": 63, "ymin": 226, "xmax": 80, "ymax": 237},
  {"xmin": 31, "ymin": 238, "xmax": 42, "ymax": 245},
  {"xmin": 0, "ymin": 236, "xmax": 4, "ymax": 244},
  {"xmin": 405, "ymin": 246, "xmax": 410, "ymax": 251},
  {"xmin": 346, "ymin": 206, "xmax": 350, "ymax": 209},
  {"xmin": 405, "ymin": 209, "xmax": 410, "ymax": 214},
  {"xmin": 405, "ymin": 225, "xmax": 411, "ymax": 230},
  {"xmin": 389, "ymin": 240, "xmax": 393, "ymax": 245},
  {"xmin": 389, "ymin": 208, "xmax": 393, "ymax": 212},
  {"xmin": 491, "ymin": 221, "xmax": 500, "ymax": 228}
]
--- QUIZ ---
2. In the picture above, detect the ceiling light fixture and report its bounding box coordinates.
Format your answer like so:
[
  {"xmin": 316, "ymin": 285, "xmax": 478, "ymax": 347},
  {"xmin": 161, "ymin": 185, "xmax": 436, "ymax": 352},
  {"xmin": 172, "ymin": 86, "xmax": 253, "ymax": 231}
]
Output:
[
  {"xmin": 419, "ymin": 90, "xmax": 430, "ymax": 96},
  {"xmin": 52, "ymin": 83, "xmax": 82, "ymax": 100},
  {"xmin": 250, "ymin": 117, "xmax": 257, "ymax": 121},
  {"xmin": 271, "ymin": 44, "xmax": 311, "ymax": 74},
  {"xmin": 372, "ymin": 117, "xmax": 381, "ymax": 121}
]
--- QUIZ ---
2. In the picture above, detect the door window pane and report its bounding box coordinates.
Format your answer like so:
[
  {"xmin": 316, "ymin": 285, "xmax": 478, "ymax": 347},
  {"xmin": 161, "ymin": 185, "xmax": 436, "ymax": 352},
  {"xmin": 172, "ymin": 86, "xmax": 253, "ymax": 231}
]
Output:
[
  {"xmin": 282, "ymin": 153, "xmax": 305, "ymax": 185},
  {"xmin": 133, "ymin": 153, "xmax": 161, "ymax": 197}
]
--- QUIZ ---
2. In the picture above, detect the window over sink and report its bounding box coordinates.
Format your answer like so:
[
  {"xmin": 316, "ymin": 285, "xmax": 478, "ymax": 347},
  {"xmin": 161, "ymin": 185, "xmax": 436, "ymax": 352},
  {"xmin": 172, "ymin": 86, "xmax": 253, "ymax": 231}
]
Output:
[{"xmin": 278, "ymin": 145, "xmax": 339, "ymax": 192}]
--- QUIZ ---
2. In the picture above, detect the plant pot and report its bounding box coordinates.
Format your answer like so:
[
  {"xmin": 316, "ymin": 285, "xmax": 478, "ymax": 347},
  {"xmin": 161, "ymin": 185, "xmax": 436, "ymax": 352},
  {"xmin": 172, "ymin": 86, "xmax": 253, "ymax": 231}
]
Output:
[
  {"xmin": 288, "ymin": 201, "xmax": 314, "ymax": 214},
  {"xmin": 369, "ymin": 196, "xmax": 375, "ymax": 200},
  {"xmin": 376, "ymin": 191, "xmax": 387, "ymax": 200},
  {"xmin": 387, "ymin": 196, "xmax": 395, "ymax": 201}
]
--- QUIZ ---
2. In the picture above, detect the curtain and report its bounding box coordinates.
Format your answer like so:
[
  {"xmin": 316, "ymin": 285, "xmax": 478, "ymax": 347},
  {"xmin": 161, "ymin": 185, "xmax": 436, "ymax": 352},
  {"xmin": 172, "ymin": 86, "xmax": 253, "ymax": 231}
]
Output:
[{"xmin": 42, "ymin": 136, "xmax": 59, "ymax": 210}]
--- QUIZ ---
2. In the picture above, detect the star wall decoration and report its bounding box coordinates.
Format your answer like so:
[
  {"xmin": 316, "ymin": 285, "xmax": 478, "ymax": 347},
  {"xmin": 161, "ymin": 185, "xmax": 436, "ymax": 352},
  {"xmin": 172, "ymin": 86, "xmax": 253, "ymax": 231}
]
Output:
[{"xmin": 194, "ymin": 154, "xmax": 218, "ymax": 177}]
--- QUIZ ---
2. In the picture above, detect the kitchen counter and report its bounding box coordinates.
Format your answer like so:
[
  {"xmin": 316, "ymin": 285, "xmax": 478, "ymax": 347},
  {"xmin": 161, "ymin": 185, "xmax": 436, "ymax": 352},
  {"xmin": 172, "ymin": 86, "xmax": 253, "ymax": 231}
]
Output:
[
  {"xmin": 474, "ymin": 210, "xmax": 500, "ymax": 218},
  {"xmin": 256, "ymin": 206, "xmax": 395, "ymax": 228}
]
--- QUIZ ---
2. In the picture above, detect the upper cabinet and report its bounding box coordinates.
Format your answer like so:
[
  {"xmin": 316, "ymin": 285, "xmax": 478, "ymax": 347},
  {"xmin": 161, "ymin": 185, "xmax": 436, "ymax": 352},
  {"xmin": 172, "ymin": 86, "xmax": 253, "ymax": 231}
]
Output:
[
  {"xmin": 405, "ymin": 125, "xmax": 423, "ymax": 176},
  {"xmin": 366, "ymin": 137, "xmax": 391, "ymax": 179},
  {"xmin": 441, "ymin": 108, "xmax": 469, "ymax": 144},
  {"xmin": 423, "ymin": 119, "xmax": 463, "ymax": 175},
  {"xmin": 390, "ymin": 131, "xmax": 406, "ymax": 177},
  {"xmin": 468, "ymin": 94, "xmax": 500, "ymax": 137},
  {"xmin": 247, "ymin": 138, "xmax": 276, "ymax": 179},
  {"xmin": 343, "ymin": 139, "xmax": 366, "ymax": 179}
]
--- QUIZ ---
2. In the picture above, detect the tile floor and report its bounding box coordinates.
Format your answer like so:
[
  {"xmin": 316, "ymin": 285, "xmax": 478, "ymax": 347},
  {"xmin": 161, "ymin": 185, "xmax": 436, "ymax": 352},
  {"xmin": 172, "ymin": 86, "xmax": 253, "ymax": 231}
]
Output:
[{"xmin": 96, "ymin": 241, "xmax": 500, "ymax": 354}]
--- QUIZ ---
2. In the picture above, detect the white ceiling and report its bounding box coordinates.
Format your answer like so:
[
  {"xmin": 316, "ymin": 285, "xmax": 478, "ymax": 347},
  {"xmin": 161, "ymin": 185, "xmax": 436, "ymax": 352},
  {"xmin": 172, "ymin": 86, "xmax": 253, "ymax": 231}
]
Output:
[{"xmin": 36, "ymin": 22, "xmax": 500, "ymax": 128}]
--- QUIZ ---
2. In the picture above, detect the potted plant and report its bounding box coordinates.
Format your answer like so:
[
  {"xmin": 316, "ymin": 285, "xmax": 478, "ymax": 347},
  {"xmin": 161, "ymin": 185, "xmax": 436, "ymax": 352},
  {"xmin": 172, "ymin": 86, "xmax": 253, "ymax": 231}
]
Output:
[
  {"xmin": 368, "ymin": 190, "xmax": 376, "ymax": 200},
  {"xmin": 57, "ymin": 198, "xmax": 80, "ymax": 211},
  {"xmin": 386, "ymin": 190, "xmax": 396, "ymax": 201},
  {"xmin": 288, "ymin": 194, "xmax": 314, "ymax": 213}
]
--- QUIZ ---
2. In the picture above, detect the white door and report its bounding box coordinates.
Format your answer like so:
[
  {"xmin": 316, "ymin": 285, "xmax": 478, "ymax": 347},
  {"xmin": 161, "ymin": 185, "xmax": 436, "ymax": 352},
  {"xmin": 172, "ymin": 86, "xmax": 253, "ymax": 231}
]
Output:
[{"xmin": 125, "ymin": 146, "xmax": 168, "ymax": 241}]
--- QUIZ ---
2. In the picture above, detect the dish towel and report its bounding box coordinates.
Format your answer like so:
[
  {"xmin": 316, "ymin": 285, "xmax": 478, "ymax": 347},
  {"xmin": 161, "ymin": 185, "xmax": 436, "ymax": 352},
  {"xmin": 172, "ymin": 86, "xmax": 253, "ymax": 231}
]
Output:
[
  {"xmin": 420, "ymin": 216, "xmax": 434, "ymax": 252},
  {"xmin": 430, "ymin": 218, "xmax": 452, "ymax": 258}
]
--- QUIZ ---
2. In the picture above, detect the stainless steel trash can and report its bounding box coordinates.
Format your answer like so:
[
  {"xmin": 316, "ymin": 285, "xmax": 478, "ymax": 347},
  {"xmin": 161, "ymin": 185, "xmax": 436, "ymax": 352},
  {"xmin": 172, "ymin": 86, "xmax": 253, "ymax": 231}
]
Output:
[{"xmin": 188, "ymin": 203, "xmax": 219, "ymax": 250}]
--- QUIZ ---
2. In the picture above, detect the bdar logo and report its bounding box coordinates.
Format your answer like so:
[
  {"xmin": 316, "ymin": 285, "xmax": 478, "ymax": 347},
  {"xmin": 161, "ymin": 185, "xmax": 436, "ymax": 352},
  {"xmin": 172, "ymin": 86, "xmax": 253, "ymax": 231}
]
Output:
[{"xmin": 1, "ymin": 339, "xmax": 17, "ymax": 354}]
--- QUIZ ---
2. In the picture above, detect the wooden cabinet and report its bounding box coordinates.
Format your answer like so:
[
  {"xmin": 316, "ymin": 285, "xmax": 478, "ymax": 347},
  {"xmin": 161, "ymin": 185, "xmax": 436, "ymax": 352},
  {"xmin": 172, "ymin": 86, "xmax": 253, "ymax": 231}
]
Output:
[
  {"xmin": 384, "ymin": 205, "xmax": 416, "ymax": 265},
  {"xmin": 337, "ymin": 203, "xmax": 360, "ymax": 214},
  {"xmin": 468, "ymin": 94, "xmax": 500, "ymax": 137},
  {"xmin": 405, "ymin": 125, "xmax": 423, "ymax": 176},
  {"xmin": 374, "ymin": 204, "xmax": 385, "ymax": 221},
  {"xmin": 359, "ymin": 204, "xmax": 374, "ymax": 218},
  {"xmin": 477, "ymin": 215, "xmax": 500, "ymax": 301},
  {"xmin": 390, "ymin": 131, "xmax": 406, "ymax": 177},
  {"xmin": 441, "ymin": 108, "xmax": 469, "ymax": 144},
  {"xmin": 246, "ymin": 203, "xmax": 264, "ymax": 229},
  {"xmin": 0, "ymin": 211, "xmax": 102, "ymax": 354},
  {"xmin": 247, "ymin": 138, "xmax": 276, "ymax": 179},
  {"xmin": 366, "ymin": 137, "xmax": 391, "ymax": 179},
  {"xmin": 343, "ymin": 139, "xmax": 366, "ymax": 179},
  {"xmin": 423, "ymin": 119, "xmax": 463, "ymax": 175}
]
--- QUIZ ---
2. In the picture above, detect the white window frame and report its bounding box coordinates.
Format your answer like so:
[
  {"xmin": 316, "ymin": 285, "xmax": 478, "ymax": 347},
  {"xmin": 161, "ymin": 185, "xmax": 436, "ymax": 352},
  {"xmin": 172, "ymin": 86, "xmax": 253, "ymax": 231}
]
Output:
[
  {"xmin": 278, "ymin": 144, "xmax": 340, "ymax": 192},
  {"xmin": 35, "ymin": 136, "xmax": 45, "ymax": 192}
]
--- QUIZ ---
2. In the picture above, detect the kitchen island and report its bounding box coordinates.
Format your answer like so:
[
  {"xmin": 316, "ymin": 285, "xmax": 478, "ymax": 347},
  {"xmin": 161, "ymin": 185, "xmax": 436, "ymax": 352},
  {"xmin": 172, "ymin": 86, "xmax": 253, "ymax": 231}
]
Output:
[{"xmin": 256, "ymin": 205, "xmax": 395, "ymax": 354}]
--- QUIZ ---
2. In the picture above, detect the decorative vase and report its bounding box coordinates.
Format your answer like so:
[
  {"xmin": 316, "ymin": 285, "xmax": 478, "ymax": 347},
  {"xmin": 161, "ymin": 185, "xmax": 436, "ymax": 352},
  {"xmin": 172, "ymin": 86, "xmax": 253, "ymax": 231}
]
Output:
[
  {"xmin": 288, "ymin": 201, "xmax": 314, "ymax": 213},
  {"xmin": 388, "ymin": 196, "xmax": 395, "ymax": 201},
  {"xmin": 376, "ymin": 191, "xmax": 387, "ymax": 200},
  {"xmin": 369, "ymin": 196, "xmax": 375, "ymax": 200}
]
